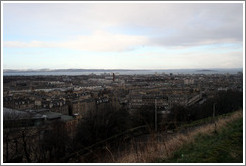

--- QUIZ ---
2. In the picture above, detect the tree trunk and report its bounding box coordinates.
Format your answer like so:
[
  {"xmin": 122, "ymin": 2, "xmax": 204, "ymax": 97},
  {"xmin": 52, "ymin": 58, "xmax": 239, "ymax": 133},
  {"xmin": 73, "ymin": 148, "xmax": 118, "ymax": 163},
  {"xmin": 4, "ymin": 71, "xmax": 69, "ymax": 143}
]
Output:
[{"xmin": 22, "ymin": 131, "xmax": 31, "ymax": 162}]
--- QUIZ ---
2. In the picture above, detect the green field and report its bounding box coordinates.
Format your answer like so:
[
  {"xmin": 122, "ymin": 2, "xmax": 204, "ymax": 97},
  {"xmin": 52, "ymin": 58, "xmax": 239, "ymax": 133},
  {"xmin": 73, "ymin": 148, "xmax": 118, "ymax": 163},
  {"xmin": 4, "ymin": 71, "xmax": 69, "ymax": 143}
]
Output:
[{"xmin": 159, "ymin": 117, "xmax": 243, "ymax": 163}]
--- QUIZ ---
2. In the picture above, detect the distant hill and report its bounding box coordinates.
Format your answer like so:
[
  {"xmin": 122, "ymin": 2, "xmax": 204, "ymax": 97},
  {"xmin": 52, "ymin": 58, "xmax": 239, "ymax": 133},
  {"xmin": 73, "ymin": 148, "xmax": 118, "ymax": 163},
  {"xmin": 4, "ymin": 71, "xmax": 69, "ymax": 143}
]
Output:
[
  {"xmin": 195, "ymin": 69, "xmax": 217, "ymax": 72},
  {"xmin": 3, "ymin": 68, "xmax": 243, "ymax": 76},
  {"xmin": 3, "ymin": 68, "xmax": 146, "ymax": 73}
]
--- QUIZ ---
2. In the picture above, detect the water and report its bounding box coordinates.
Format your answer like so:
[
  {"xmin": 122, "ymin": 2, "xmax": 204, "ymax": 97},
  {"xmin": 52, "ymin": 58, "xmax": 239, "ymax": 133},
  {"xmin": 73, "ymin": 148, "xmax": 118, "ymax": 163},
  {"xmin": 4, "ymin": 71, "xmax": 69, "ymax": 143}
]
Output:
[{"xmin": 3, "ymin": 68, "xmax": 243, "ymax": 76}]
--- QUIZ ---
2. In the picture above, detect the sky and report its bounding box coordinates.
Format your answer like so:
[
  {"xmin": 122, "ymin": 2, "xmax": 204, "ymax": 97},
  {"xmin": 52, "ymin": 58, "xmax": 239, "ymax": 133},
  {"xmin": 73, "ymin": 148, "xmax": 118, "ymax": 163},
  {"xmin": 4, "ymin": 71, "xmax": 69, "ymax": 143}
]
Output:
[{"xmin": 2, "ymin": 2, "xmax": 244, "ymax": 70}]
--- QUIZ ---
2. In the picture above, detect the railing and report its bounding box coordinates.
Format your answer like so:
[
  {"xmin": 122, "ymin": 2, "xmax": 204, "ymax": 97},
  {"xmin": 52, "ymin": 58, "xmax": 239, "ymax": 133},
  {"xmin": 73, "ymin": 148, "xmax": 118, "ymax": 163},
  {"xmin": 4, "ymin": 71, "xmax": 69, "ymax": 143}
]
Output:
[{"xmin": 186, "ymin": 94, "xmax": 203, "ymax": 106}]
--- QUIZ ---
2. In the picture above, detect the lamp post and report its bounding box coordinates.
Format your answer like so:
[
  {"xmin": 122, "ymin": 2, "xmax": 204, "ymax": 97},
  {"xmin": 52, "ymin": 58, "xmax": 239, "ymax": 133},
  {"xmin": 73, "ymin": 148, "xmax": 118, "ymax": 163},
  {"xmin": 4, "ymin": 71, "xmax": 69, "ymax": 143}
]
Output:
[
  {"xmin": 155, "ymin": 99, "xmax": 157, "ymax": 132},
  {"xmin": 213, "ymin": 103, "xmax": 217, "ymax": 132}
]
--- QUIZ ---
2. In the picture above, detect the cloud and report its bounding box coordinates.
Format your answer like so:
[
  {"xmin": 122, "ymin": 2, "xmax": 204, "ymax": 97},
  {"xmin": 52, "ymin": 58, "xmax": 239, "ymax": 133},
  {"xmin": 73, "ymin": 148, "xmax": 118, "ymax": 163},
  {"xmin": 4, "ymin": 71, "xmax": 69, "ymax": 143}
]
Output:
[
  {"xmin": 86, "ymin": 3, "xmax": 243, "ymax": 45},
  {"xmin": 3, "ymin": 2, "xmax": 244, "ymax": 69},
  {"xmin": 3, "ymin": 3, "xmax": 243, "ymax": 47},
  {"xmin": 4, "ymin": 30, "xmax": 148, "ymax": 52}
]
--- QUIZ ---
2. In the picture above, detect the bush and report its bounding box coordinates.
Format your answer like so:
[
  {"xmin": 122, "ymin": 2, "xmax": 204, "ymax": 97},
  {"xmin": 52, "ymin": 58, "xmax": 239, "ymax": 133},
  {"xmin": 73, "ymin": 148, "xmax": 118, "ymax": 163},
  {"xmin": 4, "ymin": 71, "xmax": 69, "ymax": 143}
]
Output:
[
  {"xmin": 76, "ymin": 105, "xmax": 132, "ymax": 147},
  {"xmin": 132, "ymin": 105, "xmax": 155, "ymax": 127}
]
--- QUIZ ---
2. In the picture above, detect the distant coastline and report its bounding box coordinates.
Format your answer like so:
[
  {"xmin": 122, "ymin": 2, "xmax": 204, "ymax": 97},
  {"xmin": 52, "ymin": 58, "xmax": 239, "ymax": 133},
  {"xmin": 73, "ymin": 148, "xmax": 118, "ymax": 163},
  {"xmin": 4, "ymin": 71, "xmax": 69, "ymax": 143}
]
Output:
[
  {"xmin": 3, "ymin": 68, "xmax": 243, "ymax": 73},
  {"xmin": 3, "ymin": 68, "xmax": 142, "ymax": 73},
  {"xmin": 3, "ymin": 68, "xmax": 243, "ymax": 76},
  {"xmin": 195, "ymin": 69, "xmax": 218, "ymax": 72}
]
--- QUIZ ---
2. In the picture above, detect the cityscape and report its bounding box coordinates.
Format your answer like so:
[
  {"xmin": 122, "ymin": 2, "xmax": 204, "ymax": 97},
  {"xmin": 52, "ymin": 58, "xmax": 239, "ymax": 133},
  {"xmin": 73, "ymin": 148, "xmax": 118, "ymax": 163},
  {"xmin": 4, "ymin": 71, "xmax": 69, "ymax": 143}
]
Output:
[
  {"xmin": 2, "ymin": 70, "xmax": 243, "ymax": 162},
  {"xmin": 2, "ymin": 1, "xmax": 244, "ymax": 164}
]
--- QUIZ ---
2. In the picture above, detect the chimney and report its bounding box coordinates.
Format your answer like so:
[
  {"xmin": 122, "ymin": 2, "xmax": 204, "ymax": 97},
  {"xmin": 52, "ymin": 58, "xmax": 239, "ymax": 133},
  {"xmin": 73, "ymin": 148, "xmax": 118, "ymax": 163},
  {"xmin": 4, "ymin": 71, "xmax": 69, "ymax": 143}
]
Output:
[{"xmin": 113, "ymin": 73, "xmax": 115, "ymax": 81}]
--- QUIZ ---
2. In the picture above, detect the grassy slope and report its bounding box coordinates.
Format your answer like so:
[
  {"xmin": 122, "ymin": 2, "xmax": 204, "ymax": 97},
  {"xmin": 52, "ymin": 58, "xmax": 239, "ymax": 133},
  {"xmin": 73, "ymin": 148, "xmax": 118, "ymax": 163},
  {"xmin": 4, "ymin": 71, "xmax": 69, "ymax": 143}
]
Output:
[{"xmin": 160, "ymin": 117, "xmax": 243, "ymax": 163}]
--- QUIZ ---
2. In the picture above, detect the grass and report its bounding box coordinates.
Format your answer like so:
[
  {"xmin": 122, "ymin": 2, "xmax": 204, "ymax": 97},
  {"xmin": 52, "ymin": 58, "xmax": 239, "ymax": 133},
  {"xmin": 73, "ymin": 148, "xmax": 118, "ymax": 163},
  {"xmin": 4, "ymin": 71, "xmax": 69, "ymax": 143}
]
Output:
[
  {"xmin": 159, "ymin": 114, "xmax": 243, "ymax": 163},
  {"xmin": 111, "ymin": 110, "xmax": 243, "ymax": 163},
  {"xmin": 177, "ymin": 111, "xmax": 235, "ymax": 130}
]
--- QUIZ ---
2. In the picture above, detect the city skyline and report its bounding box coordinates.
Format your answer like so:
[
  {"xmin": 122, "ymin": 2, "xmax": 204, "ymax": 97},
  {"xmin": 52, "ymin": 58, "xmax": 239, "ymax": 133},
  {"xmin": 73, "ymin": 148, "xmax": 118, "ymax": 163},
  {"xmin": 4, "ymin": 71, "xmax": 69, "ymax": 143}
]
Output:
[{"xmin": 2, "ymin": 2, "xmax": 244, "ymax": 70}]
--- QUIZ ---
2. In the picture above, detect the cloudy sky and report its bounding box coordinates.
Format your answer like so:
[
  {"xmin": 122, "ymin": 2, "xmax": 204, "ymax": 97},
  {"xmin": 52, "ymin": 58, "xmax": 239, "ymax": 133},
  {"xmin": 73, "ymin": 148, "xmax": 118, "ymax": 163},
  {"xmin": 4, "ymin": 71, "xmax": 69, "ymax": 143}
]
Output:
[{"xmin": 2, "ymin": 2, "xmax": 244, "ymax": 70}]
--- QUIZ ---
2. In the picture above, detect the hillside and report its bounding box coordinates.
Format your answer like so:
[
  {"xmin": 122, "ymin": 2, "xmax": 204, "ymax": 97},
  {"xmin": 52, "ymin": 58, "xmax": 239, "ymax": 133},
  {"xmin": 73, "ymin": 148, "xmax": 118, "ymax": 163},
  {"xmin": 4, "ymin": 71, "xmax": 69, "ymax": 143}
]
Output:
[
  {"xmin": 111, "ymin": 110, "xmax": 243, "ymax": 163},
  {"xmin": 159, "ymin": 114, "xmax": 243, "ymax": 163}
]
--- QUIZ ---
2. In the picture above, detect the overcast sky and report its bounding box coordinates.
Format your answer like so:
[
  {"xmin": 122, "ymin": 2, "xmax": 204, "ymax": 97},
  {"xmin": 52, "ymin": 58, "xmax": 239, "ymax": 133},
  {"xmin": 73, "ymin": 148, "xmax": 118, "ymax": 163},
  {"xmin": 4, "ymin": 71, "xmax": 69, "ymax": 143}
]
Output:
[{"xmin": 2, "ymin": 2, "xmax": 244, "ymax": 70}]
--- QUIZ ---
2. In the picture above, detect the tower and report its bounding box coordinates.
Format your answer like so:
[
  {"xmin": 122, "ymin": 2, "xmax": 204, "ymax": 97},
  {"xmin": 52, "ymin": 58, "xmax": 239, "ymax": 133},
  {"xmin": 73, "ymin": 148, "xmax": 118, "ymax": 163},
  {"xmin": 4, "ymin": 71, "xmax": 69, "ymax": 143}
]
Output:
[{"xmin": 113, "ymin": 73, "xmax": 115, "ymax": 82}]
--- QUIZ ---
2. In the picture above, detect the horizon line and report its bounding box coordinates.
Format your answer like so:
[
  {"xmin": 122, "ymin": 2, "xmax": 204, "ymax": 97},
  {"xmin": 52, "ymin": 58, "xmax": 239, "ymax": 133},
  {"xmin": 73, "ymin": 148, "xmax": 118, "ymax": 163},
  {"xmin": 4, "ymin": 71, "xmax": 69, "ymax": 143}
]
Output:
[{"xmin": 3, "ymin": 67, "xmax": 243, "ymax": 71}]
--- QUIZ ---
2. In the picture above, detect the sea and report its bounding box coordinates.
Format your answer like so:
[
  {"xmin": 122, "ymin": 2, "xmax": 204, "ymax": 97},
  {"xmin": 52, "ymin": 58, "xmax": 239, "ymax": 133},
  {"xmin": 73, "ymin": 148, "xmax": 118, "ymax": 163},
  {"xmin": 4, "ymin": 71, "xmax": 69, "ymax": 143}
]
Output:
[{"xmin": 3, "ymin": 68, "xmax": 243, "ymax": 76}]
